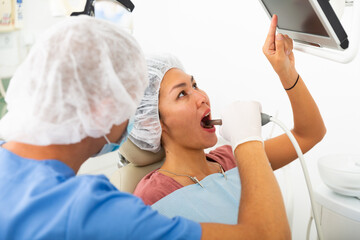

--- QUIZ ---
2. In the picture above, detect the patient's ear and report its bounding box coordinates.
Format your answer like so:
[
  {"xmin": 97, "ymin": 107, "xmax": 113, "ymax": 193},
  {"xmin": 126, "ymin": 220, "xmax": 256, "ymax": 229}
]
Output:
[
  {"xmin": 160, "ymin": 119, "xmax": 169, "ymax": 134},
  {"xmin": 159, "ymin": 120, "xmax": 169, "ymax": 150}
]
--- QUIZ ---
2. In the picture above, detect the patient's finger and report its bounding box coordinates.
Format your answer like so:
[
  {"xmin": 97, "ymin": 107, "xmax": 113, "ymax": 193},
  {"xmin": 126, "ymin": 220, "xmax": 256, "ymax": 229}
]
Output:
[
  {"xmin": 275, "ymin": 33, "xmax": 286, "ymax": 57},
  {"xmin": 284, "ymin": 35, "xmax": 293, "ymax": 56},
  {"xmin": 264, "ymin": 15, "xmax": 278, "ymax": 51},
  {"xmin": 284, "ymin": 35, "xmax": 293, "ymax": 49},
  {"xmin": 284, "ymin": 37, "xmax": 291, "ymax": 56}
]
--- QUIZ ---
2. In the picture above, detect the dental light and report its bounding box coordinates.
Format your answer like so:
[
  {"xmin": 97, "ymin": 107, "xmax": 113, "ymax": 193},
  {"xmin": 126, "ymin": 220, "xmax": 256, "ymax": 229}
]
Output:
[
  {"xmin": 71, "ymin": 0, "xmax": 135, "ymax": 33},
  {"xmin": 94, "ymin": 0, "xmax": 135, "ymax": 33},
  {"xmin": 71, "ymin": 0, "xmax": 134, "ymax": 16},
  {"xmin": 259, "ymin": 0, "xmax": 360, "ymax": 63}
]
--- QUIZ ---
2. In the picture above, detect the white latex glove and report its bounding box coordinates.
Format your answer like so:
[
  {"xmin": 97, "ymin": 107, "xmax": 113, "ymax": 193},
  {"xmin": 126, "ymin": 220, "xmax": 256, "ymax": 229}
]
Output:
[{"xmin": 220, "ymin": 101, "xmax": 263, "ymax": 152}]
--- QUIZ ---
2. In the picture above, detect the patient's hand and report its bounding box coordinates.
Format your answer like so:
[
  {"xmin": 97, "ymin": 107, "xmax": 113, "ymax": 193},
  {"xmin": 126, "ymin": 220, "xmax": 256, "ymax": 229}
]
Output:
[{"xmin": 262, "ymin": 15, "xmax": 298, "ymax": 89}]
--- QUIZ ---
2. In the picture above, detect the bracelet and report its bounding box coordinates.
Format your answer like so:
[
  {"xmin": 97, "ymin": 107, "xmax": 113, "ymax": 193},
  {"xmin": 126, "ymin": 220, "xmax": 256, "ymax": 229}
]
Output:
[{"xmin": 285, "ymin": 74, "xmax": 300, "ymax": 91}]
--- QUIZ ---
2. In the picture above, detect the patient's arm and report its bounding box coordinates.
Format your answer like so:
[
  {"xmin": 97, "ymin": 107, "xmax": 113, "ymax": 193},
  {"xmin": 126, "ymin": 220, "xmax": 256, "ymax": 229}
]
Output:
[
  {"xmin": 264, "ymin": 75, "xmax": 326, "ymax": 170},
  {"xmin": 201, "ymin": 142, "xmax": 291, "ymax": 240},
  {"xmin": 262, "ymin": 15, "xmax": 326, "ymax": 170}
]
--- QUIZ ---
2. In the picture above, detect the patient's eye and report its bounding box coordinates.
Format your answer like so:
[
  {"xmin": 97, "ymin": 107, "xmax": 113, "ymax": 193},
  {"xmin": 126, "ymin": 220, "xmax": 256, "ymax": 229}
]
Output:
[
  {"xmin": 178, "ymin": 90, "xmax": 186, "ymax": 98},
  {"xmin": 192, "ymin": 82, "xmax": 198, "ymax": 89}
]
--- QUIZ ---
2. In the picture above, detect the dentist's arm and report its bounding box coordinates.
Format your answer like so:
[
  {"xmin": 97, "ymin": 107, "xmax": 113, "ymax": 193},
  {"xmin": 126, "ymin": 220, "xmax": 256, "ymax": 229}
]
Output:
[
  {"xmin": 200, "ymin": 101, "xmax": 291, "ymax": 240},
  {"xmin": 263, "ymin": 15, "xmax": 326, "ymax": 170}
]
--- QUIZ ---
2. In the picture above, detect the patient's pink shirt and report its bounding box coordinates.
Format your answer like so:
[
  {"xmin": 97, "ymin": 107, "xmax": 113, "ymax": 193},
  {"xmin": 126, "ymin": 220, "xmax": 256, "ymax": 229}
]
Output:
[{"xmin": 133, "ymin": 145, "xmax": 236, "ymax": 205}]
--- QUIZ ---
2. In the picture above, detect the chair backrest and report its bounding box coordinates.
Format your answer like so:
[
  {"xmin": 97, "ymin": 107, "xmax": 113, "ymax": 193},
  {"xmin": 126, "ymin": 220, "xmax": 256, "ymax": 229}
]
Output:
[{"xmin": 109, "ymin": 139, "xmax": 165, "ymax": 193}]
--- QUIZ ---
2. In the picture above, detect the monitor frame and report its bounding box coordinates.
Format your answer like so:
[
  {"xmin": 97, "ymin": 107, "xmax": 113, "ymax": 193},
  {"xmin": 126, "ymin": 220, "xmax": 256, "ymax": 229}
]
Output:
[{"xmin": 258, "ymin": 0, "xmax": 349, "ymax": 50}]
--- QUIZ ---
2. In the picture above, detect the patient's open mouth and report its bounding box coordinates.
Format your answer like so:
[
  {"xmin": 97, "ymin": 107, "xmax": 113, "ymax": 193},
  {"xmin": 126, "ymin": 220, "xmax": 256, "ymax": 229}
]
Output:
[{"xmin": 201, "ymin": 112, "xmax": 213, "ymax": 129}]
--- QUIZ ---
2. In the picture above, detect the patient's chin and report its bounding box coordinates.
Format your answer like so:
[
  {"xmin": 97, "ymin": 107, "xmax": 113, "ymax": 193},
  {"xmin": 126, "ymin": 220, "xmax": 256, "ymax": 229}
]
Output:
[{"xmin": 203, "ymin": 136, "xmax": 218, "ymax": 149}]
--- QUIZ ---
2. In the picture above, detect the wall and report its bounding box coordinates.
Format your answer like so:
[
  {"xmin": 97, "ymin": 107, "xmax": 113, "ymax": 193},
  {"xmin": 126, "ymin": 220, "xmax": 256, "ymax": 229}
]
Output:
[
  {"xmin": 0, "ymin": 0, "xmax": 85, "ymax": 78},
  {"xmin": 1, "ymin": 0, "xmax": 359, "ymax": 239}
]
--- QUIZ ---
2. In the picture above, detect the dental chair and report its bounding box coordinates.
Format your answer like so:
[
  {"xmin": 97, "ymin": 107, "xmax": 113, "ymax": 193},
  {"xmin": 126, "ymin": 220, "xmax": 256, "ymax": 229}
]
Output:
[{"xmin": 109, "ymin": 139, "xmax": 165, "ymax": 193}]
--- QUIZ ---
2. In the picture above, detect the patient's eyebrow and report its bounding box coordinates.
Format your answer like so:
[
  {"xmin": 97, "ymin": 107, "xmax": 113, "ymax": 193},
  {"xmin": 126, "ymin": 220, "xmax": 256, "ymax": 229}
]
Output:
[{"xmin": 169, "ymin": 76, "xmax": 194, "ymax": 93}]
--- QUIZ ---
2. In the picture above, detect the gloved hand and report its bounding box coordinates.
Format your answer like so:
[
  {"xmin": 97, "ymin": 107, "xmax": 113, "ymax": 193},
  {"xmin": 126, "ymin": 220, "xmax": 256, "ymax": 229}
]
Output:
[{"xmin": 219, "ymin": 101, "xmax": 263, "ymax": 152}]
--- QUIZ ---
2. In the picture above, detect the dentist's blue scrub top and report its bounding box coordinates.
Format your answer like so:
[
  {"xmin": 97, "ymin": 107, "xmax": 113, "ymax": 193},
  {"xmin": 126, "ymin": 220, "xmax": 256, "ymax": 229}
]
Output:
[{"xmin": 0, "ymin": 143, "xmax": 201, "ymax": 240}]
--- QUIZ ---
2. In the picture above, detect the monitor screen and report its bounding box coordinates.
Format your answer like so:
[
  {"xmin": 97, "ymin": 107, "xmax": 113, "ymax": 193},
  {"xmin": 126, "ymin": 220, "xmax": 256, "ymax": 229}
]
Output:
[{"xmin": 261, "ymin": 0, "xmax": 329, "ymax": 37}]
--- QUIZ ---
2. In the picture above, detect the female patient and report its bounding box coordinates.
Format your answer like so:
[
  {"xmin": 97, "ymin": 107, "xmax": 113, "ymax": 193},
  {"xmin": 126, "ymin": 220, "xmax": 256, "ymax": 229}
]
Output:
[{"xmin": 129, "ymin": 16, "xmax": 326, "ymax": 223}]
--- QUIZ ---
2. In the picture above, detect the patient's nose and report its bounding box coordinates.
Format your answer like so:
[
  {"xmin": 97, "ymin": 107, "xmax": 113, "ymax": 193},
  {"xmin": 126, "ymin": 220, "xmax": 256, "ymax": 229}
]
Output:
[{"xmin": 194, "ymin": 90, "xmax": 208, "ymax": 107}]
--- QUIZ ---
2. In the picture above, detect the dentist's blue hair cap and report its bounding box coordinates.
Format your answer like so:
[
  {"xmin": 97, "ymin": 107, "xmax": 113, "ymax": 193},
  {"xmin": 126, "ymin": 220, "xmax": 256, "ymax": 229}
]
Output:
[{"xmin": 129, "ymin": 53, "xmax": 184, "ymax": 153}]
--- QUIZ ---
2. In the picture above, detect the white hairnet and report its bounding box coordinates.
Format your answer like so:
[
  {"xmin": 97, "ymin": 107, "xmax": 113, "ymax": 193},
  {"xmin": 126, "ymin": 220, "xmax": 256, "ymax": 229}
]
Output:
[
  {"xmin": 0, "ymin": 15, "xmax": 147, "ymax": 145},
  {"xmin": 129, "ymin": 53, "xmax": 184, "ymax": 153}
]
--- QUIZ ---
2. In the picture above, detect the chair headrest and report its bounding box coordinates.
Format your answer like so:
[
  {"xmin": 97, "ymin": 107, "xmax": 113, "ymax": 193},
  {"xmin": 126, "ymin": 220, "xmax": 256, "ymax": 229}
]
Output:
[{"xmin": 119, "ymin": 138, "xmax": 165, "ymax": 166}]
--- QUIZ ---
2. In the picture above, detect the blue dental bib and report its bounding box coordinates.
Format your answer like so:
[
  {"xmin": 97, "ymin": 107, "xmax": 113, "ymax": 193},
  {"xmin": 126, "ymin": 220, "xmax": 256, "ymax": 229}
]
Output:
[{"xmin": 152, "ymin": 167, "xmax": 240, "ymax": 224}]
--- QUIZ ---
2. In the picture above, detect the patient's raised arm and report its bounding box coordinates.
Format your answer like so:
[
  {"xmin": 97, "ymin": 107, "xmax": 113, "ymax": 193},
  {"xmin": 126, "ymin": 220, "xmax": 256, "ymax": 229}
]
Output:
[{"xmin": 262, "ymin": 15, "xmax": 326, "ymax": 170}]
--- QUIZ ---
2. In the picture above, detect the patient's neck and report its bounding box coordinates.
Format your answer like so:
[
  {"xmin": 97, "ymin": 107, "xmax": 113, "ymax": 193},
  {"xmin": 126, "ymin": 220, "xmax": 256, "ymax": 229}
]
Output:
[{"xmin": 161, "ymin": 143, "xmax": 213, "ymax": 177}]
